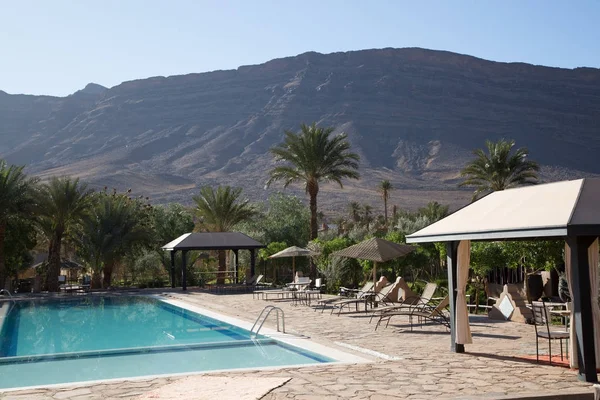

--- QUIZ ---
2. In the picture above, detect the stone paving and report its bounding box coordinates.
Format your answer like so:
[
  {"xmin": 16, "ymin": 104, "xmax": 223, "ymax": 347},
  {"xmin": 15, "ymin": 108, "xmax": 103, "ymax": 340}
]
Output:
[{"xmin": 0, "ymin": 289, "xmax": 595, "ymax": 399}]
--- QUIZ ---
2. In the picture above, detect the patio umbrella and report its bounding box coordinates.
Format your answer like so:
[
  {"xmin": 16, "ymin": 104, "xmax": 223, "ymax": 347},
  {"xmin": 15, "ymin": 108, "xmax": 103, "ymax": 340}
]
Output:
[
  {"xmin": 269, "ymin": 246, "xmax": 318, "ymax": 279},
  {"xmin": 332, "ymin": 238, "xmax": 414, "ymax": 286}
]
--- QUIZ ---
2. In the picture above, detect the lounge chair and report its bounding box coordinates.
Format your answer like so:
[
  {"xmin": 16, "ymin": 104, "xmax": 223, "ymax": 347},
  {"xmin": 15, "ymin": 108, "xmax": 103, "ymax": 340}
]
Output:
[
  {"xmin": 331, "ymin": 276, "xmax": 404, "ymax": 314},
  {"xmin": 375, "ymin": 276, "xmax": 404, "ymax": 304},
  {"xmin": 369, "ymin": 281, "xmax": 437, "ymax": 323},
  {"xmin": 253, "ymin": 277, "xmax": 311, "ymax": 300},
  {"xmin": 375, "ymin": 295, "xmax": 450, "ymax": 331},
  {"xmin": 315, "ymin": 281, "xmax": 375, "ymax": 312},
  {"xmin": 215, "ymin": 274, "xmax": 265, "ymax": 294},
  {"xmin": 330, "ymin": 276, "xmax": 389, "ymax": 315}
]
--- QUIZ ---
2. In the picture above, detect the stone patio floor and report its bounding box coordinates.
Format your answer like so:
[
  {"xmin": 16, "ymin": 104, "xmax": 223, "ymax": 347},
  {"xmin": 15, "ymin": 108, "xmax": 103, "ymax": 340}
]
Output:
[{"xmin": 0, "ymin": 289, "xmax": 595, "ymax": 400}]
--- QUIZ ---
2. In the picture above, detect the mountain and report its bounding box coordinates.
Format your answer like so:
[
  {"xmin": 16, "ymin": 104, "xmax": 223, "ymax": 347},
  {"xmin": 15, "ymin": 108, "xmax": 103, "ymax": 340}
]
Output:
[{"xmin": 1, "ymin": 48, "xmax": 600, "ymax": 213}]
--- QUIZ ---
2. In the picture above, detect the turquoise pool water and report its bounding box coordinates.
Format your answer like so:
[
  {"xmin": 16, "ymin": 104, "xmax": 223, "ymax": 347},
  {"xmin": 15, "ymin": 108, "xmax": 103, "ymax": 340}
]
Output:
[{"xmin": 0, "ymin": 297, "xmax": 332, "ymax": 389}]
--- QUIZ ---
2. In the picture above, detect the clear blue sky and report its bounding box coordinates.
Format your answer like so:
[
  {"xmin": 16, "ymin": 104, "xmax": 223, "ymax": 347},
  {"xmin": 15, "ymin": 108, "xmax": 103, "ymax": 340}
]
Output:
[{"xmin": 1, "ymin": 0, "xmax": 598, "ymax": 96}]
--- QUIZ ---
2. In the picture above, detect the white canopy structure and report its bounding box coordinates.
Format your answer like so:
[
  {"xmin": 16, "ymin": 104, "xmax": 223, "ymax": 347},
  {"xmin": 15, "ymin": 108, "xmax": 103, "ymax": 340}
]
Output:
[
  {"xmin": 407, "ymin": 179, "xmax": 600, "ymax": 243},
  {"xmin": 406, "ymin": 178, "xmax": 600, "ymax": 383}
]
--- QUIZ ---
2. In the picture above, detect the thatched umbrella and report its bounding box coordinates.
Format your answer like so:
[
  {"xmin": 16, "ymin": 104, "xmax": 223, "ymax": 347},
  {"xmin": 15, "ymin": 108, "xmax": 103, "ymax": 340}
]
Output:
[
  {"xmin": 333, "ymin": 238, "xmax": 414, "ymax": 286},
  {"xmin": 269, "ymin": 246, "xmax": 318, "ymax": 280}
]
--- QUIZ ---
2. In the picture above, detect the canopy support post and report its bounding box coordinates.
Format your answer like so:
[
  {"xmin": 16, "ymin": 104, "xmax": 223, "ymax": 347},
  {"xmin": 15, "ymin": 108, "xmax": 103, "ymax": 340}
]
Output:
[
  {"xmin": 250, "ymin": 249, "xmax": 256, "ymax": 278},
  {"xmin": 170, "ymin": 250, "xmax": 176, "ymax": 288},
  {"xmin": 233, "ymin": 249, "xmax": 239, "ymax": 284},
  {"xmin": 567, "ymin": 235, "xmax": 598, "ymax": 383},
  {"xmin": 446, "ymin": 241, "xmax": 464, "ymax": 353},
  {"xmin": 181, "ymin": 250, "xmax": 188, "ymax": 291}
]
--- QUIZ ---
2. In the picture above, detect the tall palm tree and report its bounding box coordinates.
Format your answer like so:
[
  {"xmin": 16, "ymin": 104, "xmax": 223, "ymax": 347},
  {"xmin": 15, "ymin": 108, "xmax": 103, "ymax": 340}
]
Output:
[
  {"xmin": 268, "ymin": 123, "xmax": 360, "ymax": 242},
  {"xmin": 0, "ymin": 161, "xmax": 38, "ymax": 288},
  {"xmin": 193, "ymin": 186, "xmax": 257, "ymax": 285},
  {"xmin": 38, "ymin": 177, "xmax": 94, "ymax": 292},
  {"xmin": 378, "ymin": 180, "xmax": 393, "ymax": 227},
  {"xmin": 460, "ymin": 139, "xmax": 540, "ymax": 200}
]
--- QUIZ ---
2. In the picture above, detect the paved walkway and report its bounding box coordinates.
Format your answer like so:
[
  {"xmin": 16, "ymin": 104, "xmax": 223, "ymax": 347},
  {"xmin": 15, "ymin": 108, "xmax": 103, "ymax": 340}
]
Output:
[{"xmin": 0, "ymin": 289, "xmax": 594, "ymax": 399}]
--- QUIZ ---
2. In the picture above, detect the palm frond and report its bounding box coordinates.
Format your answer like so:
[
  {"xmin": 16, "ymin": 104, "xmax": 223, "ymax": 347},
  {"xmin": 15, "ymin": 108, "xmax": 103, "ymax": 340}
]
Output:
[{"xmin": 459, "ymin": 138, "xmax": 539, "ymax": 199}]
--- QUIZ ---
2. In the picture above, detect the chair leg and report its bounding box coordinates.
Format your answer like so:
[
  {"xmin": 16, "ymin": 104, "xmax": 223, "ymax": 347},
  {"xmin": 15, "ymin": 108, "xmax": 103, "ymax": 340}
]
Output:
[
  {"xmin": 560, "ymin": 339, "xmax": 563, "ymax": 361},
  {"xmin": 374, "ymin": 317, "xmax": 381, "ymax": 331},
  {"xmin": 536, "ymin": 336, "xmax": 539, "ymax": 363},
  {"xmin": 549, "ymin": 340, "xmax": 552, "ymax": 365}
]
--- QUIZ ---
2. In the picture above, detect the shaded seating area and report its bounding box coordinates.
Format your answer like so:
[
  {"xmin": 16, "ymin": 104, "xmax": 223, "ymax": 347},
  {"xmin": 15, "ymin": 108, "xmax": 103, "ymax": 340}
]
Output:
[
  {"xmin": 17, "ymin": 258, "xmax": 90, "ymax": 294},
  {"xmin": 162, "ymin": 232, "xmax": 265, "ymax": 291},
  {"xmin": 406, "ymin": 178, "xmax": 600, "ymax": 383}
]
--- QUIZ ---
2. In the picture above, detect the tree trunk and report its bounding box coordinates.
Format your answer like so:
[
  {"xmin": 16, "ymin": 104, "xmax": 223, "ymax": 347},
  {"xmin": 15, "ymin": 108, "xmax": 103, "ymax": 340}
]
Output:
[
  {"xmin": 307, "ymin": 181, "xmax": 319, "ymax": 280},
  {"xmin": 92, "ymin": 271, "xmax": 102, "ymax": 289},
  {"xmin": 383, "ymin": 197, "xmax": 388, "ymax": 228},
  {"xmin": 217, "ymin": 249, "xmax": 226, "ymax": 285},
  {"xmin": 308, "ymin": 184, "xmax": 319, "ymax": 240},
  {"xmin": 0, "ymin": 223, "xmax": 6, "ymax": 290},
  {"xmin": 103, "ymin": 261, "xmax": 114, "ymax": 288},
  {"xmin": 46, "ymin": 234, "xmax": 62, "ymax": 292}
]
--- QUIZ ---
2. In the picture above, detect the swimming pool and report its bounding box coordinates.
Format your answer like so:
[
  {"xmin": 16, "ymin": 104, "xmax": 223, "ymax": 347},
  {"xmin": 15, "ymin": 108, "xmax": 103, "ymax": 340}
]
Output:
[{"xmin": 0, "ymin": 296, "xmax": 336, "ymax": 390}]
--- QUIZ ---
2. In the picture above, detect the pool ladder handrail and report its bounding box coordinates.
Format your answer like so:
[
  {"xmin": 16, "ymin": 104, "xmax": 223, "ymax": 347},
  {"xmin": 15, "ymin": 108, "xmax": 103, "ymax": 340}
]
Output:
[
  {"xmin": 251, "ymin": 305, "xmax": 285, "ymax": 336},
  {"xmin": 0, "ymin": 289, "xmax": 15, "ymax": 304}
]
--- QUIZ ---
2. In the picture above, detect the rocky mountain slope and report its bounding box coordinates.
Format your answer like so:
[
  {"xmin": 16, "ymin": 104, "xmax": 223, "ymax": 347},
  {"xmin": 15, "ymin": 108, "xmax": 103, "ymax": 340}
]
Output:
[{"xmin": 1, "ymin": 48, "xmax": 599, "ymax": 213}]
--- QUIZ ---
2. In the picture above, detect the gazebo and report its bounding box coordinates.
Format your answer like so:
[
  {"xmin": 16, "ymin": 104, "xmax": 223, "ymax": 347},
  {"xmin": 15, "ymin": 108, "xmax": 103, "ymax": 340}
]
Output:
[
  {"xmin": 406, "ymin": 178, "xmax": 600, "ymax": 382},
  {"xmin": 162, "ymin": 232, "xmax": 265, "ymax": 290}
]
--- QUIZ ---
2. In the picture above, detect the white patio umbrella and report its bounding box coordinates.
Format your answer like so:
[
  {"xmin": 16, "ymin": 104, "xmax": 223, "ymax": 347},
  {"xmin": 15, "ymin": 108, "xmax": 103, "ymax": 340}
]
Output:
[
  {"xmin": 332, "ymin": 238, "xmax": 414, "ymax": 286},
  {"xmin": 268, "ymin": 246, "xmax": 318, "ymax": 279}
]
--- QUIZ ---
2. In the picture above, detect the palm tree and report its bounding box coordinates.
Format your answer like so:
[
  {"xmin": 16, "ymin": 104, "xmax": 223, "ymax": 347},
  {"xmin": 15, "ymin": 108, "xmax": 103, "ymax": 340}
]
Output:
[
  {"xmin": 79, "ymin": 193, "xmax": 152, "ymax": 288},
  {"xmin": 329, "ymin": 216, "xmax": 345, "ymax": 235},
  {"xmin": 460, "ymin": 139, "xmax": 539, "ymax": 200},
  {"xmin": 268, "ymin": 123, "xmax": 360, "ymax": 243},
  {"xmin": 193, "ymin": 186, "xmax": 256, "ymax": 285},
  {"xmin": 347, "ymin": 201, "xmax": 361, "ymax": 223},
  {"xmin": 38, "ymin": 177, "xmax": 94, "ymax": 292},
  {"xmin": 362, "ymin": 204, "xmax": 374, "ymax": 230},
  {"xmin": 0, "ymin": 161, "xmax": 38, "ymax": 288},
  {"xmin": 378, "ymin": 180, "xmax": 393, "ymax": 227},
  {"xmin": 419, "ymin": 201, "xmax": 449, "ymax": 222}
]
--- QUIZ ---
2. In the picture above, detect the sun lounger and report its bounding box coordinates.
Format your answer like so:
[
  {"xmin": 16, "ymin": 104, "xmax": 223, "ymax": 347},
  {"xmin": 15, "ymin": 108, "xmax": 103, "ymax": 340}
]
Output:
[
  {"xmin": 330, "ymin": 276, "xmax": 389, "ymax": 315},
  {"xmin": 253, "ymin": 277, "xmax": 311, "ymax": 300},
  {"xmin": 314, "ymin": 281, "xmax": 375, "ymax": 312},
  {"xmin": 328, "ymin": 277, "xmax": 403, "ymax": 314},
  {"xmin": 215, "ymin": 274, "xmax": 265, "ymax": 294},
  {"xmin": 375, "ymin": 295, "xmax": 450, "ymax": 331},
  {"xmin": 369, "ymin": 281, "xmax": 437, "ymax": 323}
]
